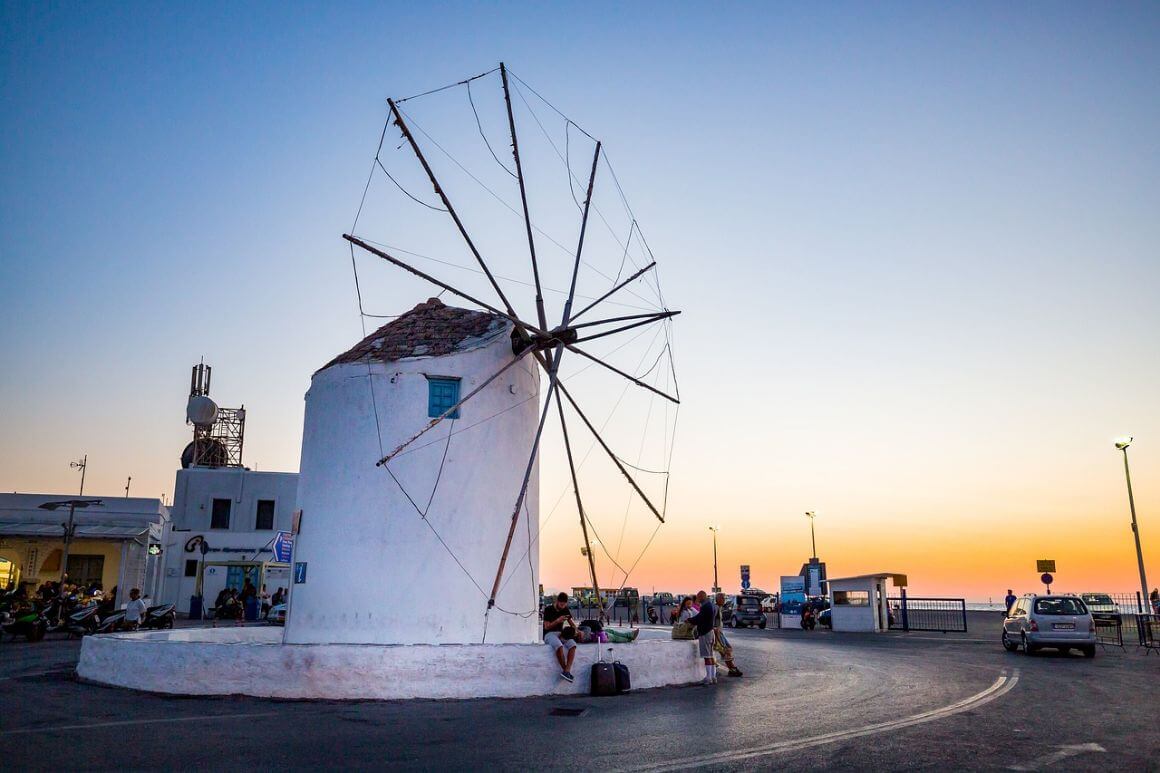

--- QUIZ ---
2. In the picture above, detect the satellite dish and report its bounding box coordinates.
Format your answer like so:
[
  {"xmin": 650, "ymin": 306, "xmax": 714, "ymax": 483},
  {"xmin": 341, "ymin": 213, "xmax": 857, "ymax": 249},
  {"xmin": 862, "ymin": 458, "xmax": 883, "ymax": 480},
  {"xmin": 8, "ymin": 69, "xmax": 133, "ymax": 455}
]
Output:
[
  {"xmin": 181, "ymin": 439, "xmax": 228, "ymax": 469},
  {"xmin": 187, "ymin": 395, "xmax": 218, "ymax": 427}
]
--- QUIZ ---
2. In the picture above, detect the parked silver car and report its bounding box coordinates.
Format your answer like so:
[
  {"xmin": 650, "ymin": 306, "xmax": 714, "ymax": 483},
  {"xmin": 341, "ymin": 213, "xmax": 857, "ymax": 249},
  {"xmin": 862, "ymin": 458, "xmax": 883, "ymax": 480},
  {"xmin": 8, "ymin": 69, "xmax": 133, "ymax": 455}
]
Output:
[{"xmin": 1002, "ymin": 594, "xmax": 1096, "ymax": 657}]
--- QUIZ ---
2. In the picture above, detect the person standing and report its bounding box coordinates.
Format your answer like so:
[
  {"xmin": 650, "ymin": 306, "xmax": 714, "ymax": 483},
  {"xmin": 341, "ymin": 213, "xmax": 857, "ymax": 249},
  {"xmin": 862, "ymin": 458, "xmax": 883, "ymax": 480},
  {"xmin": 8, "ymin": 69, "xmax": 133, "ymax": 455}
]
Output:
[
  {"xmin": 713, "ymin": 593, "xmax": 743, "ymax": 677},
  {"xmin": 1003, "ymin": 589, "xmax": 1017, "ymax": 614},
  {"xmin": 543, "ymin": 592, "xmax": 578, "ymax": 682},
  {"xmin": 124, "ymin": 588, "xmax": 148, "ymax": 631},
  {"xmin": 689, "ymin": 591, "xmax": 717, "ymax": 685}
]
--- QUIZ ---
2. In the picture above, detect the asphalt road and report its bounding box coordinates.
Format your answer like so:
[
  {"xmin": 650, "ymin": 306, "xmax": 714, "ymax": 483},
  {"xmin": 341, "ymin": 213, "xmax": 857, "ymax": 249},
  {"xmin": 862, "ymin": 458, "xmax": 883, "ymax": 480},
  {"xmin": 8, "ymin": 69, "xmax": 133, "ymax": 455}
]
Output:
[{"xmin": 2, "ymin": 622, "xmax": 1157, "ymax": 770}]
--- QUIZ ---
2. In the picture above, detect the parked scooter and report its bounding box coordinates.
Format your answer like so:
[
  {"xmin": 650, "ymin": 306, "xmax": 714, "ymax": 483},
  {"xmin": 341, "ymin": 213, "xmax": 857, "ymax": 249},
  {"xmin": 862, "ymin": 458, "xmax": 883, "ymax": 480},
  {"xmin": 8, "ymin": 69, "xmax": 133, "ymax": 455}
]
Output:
[
  {"xmin": 139, "ymin": 603, "xmax": 176, "ymax": 630},
  {"xmin": 63, "ymin": 603, "xmax": 102, "ymax": 638},
  {"xmin": 96, "ymin": 608, "xmax": 126, "ymax": 634}
]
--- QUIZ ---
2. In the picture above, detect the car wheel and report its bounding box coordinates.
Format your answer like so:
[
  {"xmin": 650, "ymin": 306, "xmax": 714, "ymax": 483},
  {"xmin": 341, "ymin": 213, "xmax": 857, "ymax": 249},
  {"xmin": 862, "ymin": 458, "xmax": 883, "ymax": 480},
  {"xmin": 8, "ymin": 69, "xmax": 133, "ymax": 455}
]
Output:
[
  {"xmin": 1021, "ymin": 634, "xmax": 1037, "ymax": 655},
  {"xmin": 759, "ymin": 620, "xmax": 767, "ymax": 629},
  {"xmin": 1082, "ymin": 645, "xmax": 1096, "ymax": 658},
  {"xmin": 1001, "ymin": 630, "xmax": 1017, "ymax": 652}
]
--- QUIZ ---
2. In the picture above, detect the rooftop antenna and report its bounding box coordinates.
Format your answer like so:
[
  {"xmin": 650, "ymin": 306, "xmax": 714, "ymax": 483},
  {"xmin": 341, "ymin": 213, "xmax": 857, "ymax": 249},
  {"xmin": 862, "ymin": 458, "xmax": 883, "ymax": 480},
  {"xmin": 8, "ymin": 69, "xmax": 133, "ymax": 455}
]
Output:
[{"xmin": 182, "ymin": 362, "xmax": 246, "ymax": 469}]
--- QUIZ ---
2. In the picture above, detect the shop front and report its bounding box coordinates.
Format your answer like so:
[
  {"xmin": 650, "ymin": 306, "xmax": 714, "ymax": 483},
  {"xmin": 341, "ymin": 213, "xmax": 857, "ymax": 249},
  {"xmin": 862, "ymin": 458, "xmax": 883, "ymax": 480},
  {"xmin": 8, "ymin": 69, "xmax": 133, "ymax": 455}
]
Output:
[{"xmin": 0, "ymin": 494, "xmax": 169, "ymax": 607}]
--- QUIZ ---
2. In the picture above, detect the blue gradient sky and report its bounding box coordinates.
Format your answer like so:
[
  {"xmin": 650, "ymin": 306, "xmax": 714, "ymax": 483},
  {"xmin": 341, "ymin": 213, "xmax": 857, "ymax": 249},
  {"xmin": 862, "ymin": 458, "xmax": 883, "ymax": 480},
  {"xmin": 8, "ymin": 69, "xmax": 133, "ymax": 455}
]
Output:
[{"xmin": 2, "ymin": 3, "xmax": 1158, "ymax": 597}]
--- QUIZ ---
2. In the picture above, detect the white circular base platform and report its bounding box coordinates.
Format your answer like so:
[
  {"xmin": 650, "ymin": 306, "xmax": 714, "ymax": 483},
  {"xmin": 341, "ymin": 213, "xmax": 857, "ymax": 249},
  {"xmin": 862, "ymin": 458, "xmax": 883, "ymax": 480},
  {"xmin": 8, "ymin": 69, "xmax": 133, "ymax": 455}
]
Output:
[{"xmin": 77, "ymin": 627, "xmax": 705, "ymax": 700}]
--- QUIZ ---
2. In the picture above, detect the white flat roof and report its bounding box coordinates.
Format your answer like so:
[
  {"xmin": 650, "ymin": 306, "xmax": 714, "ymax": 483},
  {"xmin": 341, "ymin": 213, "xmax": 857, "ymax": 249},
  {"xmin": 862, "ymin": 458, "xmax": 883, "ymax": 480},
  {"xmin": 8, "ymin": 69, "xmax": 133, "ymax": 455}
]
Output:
[{"xmin": 827, "ymin": 573, "xmax": 907, "ymax": 584}]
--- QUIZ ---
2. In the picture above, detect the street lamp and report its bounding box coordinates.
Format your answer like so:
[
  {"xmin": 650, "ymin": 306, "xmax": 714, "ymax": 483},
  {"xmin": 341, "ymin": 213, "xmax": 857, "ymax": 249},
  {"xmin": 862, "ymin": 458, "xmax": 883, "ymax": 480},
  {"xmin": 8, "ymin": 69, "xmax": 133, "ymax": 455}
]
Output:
[
  {"xmin": 708, "ymin": 526, "xmax": 720, "ymax": 593},
  {"xmin": 1114, "ymin": 437, "xmax": 1149, "ymax": 607},
  {"xmin": 805, "ymin": 511, "xmax": 818, "ymax": 560},
  {"xmin": 37, "ymin": 497, "xmax": 103, "ymax": 621}
]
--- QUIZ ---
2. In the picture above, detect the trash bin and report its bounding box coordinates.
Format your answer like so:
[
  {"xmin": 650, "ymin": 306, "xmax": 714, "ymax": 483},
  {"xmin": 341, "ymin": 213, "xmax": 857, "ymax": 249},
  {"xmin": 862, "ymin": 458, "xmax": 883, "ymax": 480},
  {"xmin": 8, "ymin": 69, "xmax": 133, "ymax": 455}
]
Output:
[{"xmin": 189, "ymin": 594, "xmax": 203, "ymax": 620}]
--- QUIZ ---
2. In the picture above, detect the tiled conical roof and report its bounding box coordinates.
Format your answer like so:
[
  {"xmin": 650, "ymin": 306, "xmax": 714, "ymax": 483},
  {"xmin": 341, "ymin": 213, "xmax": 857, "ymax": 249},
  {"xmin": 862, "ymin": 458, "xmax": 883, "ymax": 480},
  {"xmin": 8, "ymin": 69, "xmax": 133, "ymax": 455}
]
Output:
[{"xmin": 321, "ymin": 298, "xmax": 508, "ymax": 371}]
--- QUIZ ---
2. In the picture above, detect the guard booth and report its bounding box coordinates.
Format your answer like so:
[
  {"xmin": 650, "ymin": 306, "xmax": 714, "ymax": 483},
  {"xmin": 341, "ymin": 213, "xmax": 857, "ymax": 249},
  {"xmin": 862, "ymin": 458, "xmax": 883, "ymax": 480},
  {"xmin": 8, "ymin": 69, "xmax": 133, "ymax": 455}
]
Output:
[{"xmin": 827, "ymin": 573, "xmax": 907, "ymax": 632}]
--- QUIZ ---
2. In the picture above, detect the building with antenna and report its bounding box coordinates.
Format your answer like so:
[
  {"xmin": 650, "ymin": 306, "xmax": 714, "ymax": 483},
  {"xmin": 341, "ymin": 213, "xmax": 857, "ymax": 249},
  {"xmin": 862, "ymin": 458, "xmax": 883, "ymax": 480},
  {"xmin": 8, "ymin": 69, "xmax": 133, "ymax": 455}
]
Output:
[{"xmin": 157, "ymin": 363, "xmax": 298, "ymax": 615}]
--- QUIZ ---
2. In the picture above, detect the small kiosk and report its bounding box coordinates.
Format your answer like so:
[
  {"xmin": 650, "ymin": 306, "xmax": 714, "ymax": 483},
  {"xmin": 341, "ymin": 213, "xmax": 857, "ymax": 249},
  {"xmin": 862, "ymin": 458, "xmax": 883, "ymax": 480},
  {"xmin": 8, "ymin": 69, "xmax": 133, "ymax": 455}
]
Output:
[{"xmin": 827, "ymin": 572, "xmax": 907, "ymax": 632}]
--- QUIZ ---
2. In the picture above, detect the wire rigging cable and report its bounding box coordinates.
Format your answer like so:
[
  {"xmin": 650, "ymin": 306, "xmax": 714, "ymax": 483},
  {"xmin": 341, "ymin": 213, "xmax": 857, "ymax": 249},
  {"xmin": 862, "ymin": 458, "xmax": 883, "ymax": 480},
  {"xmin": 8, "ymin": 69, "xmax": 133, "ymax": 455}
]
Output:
[{"xmin": 466, "ymin": 80, "xmax": 516, "ymax": 179}]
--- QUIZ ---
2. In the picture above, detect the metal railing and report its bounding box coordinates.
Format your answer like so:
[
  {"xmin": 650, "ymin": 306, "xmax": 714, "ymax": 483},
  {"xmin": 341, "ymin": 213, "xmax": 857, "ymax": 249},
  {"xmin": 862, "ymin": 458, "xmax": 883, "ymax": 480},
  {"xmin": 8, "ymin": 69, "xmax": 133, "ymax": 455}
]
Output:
[
  {"xmin": 1093, "ymin": 614, "xmax": 1124, "ymax": 649},
  {"xmin": 1135, "ymin": 615, "xmax": 1160, "ymax": 653},
  {"xmin": 887, "ymin": 594, "xmax": 968, "ymax": 633}
]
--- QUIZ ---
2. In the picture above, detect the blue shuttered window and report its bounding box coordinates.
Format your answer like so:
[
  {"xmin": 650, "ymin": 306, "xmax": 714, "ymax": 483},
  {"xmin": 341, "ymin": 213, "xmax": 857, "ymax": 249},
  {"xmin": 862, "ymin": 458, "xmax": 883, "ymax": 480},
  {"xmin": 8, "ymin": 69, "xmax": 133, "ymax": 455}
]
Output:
[{"xmin": 427, "ymin": 377, "xmax": 461, "ymax": 419}]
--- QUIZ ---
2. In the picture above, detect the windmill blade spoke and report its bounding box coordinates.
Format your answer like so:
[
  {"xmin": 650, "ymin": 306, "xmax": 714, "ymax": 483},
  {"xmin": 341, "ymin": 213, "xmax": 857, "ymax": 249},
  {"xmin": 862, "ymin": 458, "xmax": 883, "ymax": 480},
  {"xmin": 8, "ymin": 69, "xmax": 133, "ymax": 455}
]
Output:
[
  {"xmin": 553, "ymin": 389, "xmax": 602, "ymax": 613},
  {"xmin": 387, "ymin": 98, "xmax": 522, "ymax": 323},
  {"xmin": 556, "ymin": 380, "xmax": 666, "ymax": 523},
  {"xmin": 564, "ymin": 344, "xmax": 680, "ymax": 405},
  {"xmin": 344, "ymin": 235, "xmax": 550, "ymax": 338},
  {"xmin": 499, "ymin": 63, "xmax": 549, "ymax": 335},
  {"xmin": 568, "ymin": 261, "xmax": 656, "ymax": 323},
  {"xmin": 376, "ymin": 349, "xmax": 533, "ymax": 466},
  {"xmin": 487, "ymin": 351, "xmax": 563, "ymax": 610},
  {"xmin": 569, "ymin": 310, "xmax": 678, "ymax": 331},
  {"xmin": 572, "ymin": 311, "xmax": 680, "ymax": 343},
  {"xmin": 560, "ymin": 141, "xmax": 602, "ymax": 326}
]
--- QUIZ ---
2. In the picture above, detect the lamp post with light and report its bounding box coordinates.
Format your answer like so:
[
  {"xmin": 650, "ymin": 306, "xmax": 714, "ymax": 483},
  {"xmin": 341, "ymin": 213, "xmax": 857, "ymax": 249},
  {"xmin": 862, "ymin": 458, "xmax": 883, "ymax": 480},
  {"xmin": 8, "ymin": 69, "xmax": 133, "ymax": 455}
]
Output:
[
  {"xmin": 805, "ymin": 511, "xmax": 818, "ymax": 560},
  {"xmin": 1115, "ymin": 437, "xmax": 1149, "ymax": 607},
  {"xmin": 709, "ymin": 526, "xmax": 720, "ymax": 593}
]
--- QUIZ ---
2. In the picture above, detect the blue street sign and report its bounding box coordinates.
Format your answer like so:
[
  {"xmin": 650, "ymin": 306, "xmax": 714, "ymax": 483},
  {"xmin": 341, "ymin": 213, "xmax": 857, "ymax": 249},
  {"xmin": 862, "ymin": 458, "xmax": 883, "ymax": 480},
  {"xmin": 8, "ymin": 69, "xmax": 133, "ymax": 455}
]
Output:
[
  {"xmin": 273, "ymin": 531, "xmax": 294, "ymax": 563},
  {"xmin": 294, "ymin": 562, "xmax": 308, "ymax": 584},
  {"xmin": 741, "ymin": 580, "xmax": 751, "ymax": 590}
]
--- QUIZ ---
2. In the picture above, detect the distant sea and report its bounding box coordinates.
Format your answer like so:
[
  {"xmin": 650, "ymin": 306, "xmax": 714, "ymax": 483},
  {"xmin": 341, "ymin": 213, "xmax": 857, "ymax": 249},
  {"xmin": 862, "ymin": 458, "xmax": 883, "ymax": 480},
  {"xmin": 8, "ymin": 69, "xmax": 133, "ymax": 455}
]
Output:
[{"xmin": 965, "ymin": 602, "xmax": 1006, "ymax": 612}]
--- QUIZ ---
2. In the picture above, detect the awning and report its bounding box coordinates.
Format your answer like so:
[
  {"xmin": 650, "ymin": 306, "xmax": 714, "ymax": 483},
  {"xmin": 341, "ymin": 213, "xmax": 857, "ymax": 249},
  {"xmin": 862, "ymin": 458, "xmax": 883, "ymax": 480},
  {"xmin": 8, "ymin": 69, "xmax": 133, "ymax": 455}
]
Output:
[{"xmin": 0, "ymin": 523, "xmax": 150, "ymax": 540}]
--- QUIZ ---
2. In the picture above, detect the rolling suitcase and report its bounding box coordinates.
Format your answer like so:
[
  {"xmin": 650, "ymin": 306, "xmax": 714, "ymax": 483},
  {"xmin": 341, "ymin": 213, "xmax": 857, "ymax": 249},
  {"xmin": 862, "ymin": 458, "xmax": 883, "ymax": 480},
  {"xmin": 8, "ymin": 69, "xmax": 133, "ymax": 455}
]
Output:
[
  {"xmin": 613, "ymin": 661, "xmax": 631, "ymax": 693},
  {"xmin": 590, "ymin": 648, "xmax": 617, "ymax": 696},
  {"xmin": 591, "ymin": 662, "xmax": 617, "ymax": 696}
]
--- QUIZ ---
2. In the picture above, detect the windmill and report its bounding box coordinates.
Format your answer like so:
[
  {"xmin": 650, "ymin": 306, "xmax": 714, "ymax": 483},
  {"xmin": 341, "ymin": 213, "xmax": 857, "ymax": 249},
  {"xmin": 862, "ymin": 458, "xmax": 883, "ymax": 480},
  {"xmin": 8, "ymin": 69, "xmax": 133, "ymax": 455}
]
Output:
[{"xmin": 343, "ymin": 63, "xmax": 680, "ymax": 624}]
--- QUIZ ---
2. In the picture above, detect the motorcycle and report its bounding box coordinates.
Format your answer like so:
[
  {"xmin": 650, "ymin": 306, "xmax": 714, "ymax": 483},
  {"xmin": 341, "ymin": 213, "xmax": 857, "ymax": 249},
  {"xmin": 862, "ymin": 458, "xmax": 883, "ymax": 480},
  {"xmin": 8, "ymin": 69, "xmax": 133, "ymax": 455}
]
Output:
[
  {"xmin": 139, "ymin": 603, "xmax": 176, "ymax": 630},
  {"xmin": 3, "ymin": 605, "xmax": 48, "ymax": 642},
  {"xmin": 800, "ymin": 607, "xmax": 817, "ymax": 631}
]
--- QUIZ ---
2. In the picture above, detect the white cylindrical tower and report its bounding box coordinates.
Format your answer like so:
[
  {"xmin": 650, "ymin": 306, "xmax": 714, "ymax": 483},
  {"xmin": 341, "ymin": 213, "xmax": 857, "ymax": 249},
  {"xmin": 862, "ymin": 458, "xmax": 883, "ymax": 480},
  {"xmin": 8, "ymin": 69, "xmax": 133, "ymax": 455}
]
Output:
[{"xmin": 284, "ymin": 299, "xmax": 541, "ymax": 645}]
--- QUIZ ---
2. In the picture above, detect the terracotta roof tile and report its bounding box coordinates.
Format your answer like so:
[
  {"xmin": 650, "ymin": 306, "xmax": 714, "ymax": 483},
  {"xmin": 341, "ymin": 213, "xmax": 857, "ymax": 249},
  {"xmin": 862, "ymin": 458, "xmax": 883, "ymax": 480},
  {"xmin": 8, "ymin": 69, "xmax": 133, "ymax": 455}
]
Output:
[{"xmin": 321, "ymin": 298, "xmax": 507, "ymax": 371}]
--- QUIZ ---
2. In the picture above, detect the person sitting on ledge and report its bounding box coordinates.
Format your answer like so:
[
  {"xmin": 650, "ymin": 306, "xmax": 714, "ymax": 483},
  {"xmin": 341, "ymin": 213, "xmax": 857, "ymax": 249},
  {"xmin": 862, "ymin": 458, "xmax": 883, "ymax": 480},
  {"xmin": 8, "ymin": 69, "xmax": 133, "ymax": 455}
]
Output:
[{"xmin": 543, "ymin": 592, "xmax": 577, "ymax": 683}]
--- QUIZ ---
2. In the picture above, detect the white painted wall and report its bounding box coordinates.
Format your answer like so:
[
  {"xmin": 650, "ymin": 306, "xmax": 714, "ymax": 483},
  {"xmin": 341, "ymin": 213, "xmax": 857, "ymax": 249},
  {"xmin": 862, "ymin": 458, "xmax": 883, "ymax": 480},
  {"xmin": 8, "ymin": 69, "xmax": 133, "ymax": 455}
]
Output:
[
  {"xmin": 78, "ymin": 628, "xmax": 703, "ymax": 700},
  {"xmin": 829, "ymin": 578, "xmax": 882, "ymax": 632},
  {"xmin": 284, "ymin": 324, "xmax": 541, "ymax": 645}
]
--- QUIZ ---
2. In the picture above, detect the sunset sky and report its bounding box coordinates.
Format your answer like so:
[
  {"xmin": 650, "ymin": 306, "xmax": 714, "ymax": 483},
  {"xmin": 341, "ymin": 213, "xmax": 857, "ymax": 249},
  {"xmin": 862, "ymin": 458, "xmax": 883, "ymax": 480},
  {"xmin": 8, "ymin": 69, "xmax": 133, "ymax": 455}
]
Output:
[{"xmin": 2, "ymin": 3, "xmax": 1157, "ymax": 601}]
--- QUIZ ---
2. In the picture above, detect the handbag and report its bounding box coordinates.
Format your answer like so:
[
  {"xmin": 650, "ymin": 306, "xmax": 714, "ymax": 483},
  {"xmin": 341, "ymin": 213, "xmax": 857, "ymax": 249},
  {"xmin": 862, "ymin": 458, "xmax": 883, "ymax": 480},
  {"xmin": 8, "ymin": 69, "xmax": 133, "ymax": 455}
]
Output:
[{"xmin": 671, "ymin": 621, "xmax": 695, "ymax": 640}]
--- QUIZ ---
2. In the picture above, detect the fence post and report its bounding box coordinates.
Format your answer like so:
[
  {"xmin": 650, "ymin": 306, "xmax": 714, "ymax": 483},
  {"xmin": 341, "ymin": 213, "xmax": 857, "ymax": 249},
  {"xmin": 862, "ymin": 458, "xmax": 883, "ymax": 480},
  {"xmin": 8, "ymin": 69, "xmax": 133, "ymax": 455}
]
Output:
[
  {"xmin": 900, "ymin": 588, "xmax": 909, "ymax": 632},
  {"xmin": 1138, "ymin": 591, "xmax": 1145, "ymax": 614},
  {"xmin": 961, "ymin": 600, "xmax": 968, "ymax": 633}
]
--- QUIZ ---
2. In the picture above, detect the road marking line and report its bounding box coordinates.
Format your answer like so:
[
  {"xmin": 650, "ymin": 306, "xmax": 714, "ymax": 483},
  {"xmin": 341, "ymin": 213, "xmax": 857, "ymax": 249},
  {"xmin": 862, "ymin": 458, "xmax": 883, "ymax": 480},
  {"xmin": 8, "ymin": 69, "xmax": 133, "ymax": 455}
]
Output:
[
  {"xmin": 622, "ymin": 670, "xmax": 1020, "ymax": 772},
  {"xmin": 1008, "ymin": 742, "xmax": 1106, "ymax": 771},
  {"xmin": 0, "ymin": 711, "xmax": 279, "ymax": 736}
]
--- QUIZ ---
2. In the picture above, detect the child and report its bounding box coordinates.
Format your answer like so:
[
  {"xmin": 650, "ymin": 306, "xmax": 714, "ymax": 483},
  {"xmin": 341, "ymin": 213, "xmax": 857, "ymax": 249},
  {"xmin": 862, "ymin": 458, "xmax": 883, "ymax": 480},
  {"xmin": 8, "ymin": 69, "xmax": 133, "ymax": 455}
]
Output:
[{"xmin": 125, "ymin": 588, "xmax": 148, "ymax": 631}]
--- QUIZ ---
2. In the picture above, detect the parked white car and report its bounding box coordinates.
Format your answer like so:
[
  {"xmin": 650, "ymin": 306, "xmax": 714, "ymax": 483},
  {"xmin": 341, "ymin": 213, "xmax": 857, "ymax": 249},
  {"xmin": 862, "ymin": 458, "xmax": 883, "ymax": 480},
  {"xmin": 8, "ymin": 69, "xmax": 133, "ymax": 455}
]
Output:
[{"xmin": 1002, "ymin": 594, "xmax": 1096, "ymax": 657}]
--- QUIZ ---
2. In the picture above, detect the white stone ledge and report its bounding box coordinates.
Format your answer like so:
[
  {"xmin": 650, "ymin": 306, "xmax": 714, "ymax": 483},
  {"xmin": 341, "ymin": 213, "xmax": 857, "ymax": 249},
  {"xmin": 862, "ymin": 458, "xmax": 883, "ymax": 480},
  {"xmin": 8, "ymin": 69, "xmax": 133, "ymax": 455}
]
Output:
[{"xmin": 77, "ymin": 628, "xmax": 705, "ymax": 700}]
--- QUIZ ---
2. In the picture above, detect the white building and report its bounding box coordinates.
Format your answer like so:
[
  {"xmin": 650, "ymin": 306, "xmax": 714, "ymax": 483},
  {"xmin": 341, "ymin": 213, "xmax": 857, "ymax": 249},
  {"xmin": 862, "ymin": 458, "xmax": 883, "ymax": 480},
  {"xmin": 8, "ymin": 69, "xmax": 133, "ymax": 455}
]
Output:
[
  {"xmin": 0, "ymin": 493, "xmax": 169, "ymax": 608},
  {"xmin": 284, "ymin": 298, "xmax": 541, "ymax": 646},
  {"xmin": 159, "ymin": 466, "xmax": 298, "ymax": 615}
]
